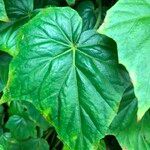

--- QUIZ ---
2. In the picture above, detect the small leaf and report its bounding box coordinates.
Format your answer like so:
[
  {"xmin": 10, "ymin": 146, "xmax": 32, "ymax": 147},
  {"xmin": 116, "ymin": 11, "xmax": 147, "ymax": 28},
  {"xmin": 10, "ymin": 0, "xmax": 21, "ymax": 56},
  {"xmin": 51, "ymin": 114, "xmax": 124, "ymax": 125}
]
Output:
[
  {"xmin": 0, "ymin": 133, "xmax": 49, "ymax": 150},
  {"xmin": 5, "ymin": 115, "xmax": 36, "ymax": 140},
  {"xmin": 9, "ymin": 101, "xmax": 50, "ymax": 130}
]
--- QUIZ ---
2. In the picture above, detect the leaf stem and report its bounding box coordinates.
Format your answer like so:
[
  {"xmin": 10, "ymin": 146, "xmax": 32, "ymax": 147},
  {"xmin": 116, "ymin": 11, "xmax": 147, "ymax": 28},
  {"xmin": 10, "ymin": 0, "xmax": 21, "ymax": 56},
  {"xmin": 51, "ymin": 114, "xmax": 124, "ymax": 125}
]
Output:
[{"xmin": 45, "ymin": 129, "xmax": 53, "ymax": 140}]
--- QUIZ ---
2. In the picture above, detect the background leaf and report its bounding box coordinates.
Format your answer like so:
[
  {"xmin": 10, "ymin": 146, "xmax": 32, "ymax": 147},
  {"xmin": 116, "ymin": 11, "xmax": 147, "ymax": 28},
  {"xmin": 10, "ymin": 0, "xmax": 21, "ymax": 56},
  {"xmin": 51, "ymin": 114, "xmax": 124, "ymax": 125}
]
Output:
[
  {"xmin": 4, "ymin": 0, "xmax": 34, "ymax": 20},
  {"xmin": 9, "ymin": 101, "xmax": 50, "ymax": 130},
  {"xmin": 5, "ymin": 115, "xmax": 36, "ymax": 140},
  {"xmin": 99, "ymin": 0, "xmax": 150, "ymax": 119},
  {"xmin": 22, "ymin": 138, "xmax": 49, "ymax": 150},
  {"xmin": 0, "ymin": 0, "xmax": 39, "ymax": 56},
  {"xmin": 76, "ymin": 0, "xmax": 97, "ymax": 31},
  {"xmin": 0, "ymin": 133, "xmax": 49, "ymax": 150},
  {"xmin": 109, "ymin": 74, "xmax": 150, "ymax": 150}
]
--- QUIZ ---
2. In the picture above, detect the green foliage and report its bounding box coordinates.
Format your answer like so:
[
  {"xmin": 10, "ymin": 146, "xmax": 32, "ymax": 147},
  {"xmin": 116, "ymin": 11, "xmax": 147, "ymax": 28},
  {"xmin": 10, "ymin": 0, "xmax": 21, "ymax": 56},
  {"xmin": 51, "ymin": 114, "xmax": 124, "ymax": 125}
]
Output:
[
  {"xmin": 4, "ymin": 0, "xmax": 34, "ymax": 20},
  {"xmin": 2, "ymin": 7, "xmax": 125, "ymax": 149},
  {"xmin": 0, "ymin": 101, "xmax": 50, "ymax": 150},
  {"xmin": 99, "ymin": 0, "xmax": 150, "ymax": 119},
  {"xmin": 109, "ymin": 82, "xmax": 150, "ymax": 150},
  {"xmin": 0, "ymin": 0, "xmax": 40, "ymax": 56},
  {"xmin": 6, "ymin": 115, "xmax": 37, "ymax": 140},
  {"xmin": 0, "ymin": 133, "xmax": 49, "ymax": 150},
  {"xmin": 0, "ymin": 0, "xmax": 149, "ymax": 149}
]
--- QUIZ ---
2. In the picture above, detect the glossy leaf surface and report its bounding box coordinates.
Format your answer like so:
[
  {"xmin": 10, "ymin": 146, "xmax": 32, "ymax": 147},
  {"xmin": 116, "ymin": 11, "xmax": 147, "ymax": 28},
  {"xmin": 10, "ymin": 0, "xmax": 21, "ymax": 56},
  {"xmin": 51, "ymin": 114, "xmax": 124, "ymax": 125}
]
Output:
[
  {"xmin": 4, "ymin": 0, "xmax": 34, "ymax": 20},
  {"xmin": 2, "ymin": 7, "xmax": 124, "ymax": 149}
]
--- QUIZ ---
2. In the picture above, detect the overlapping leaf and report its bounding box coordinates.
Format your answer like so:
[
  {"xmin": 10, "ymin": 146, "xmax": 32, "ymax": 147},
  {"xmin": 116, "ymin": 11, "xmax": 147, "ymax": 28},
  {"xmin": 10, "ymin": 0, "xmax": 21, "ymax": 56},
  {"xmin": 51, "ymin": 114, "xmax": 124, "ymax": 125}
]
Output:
[
  {"xmin": 99, "ymin": 0, "xmax": 150, "ymax": 119},
  {"xmin": 9, "ymin": 101, "xmax": 50, "ymax": 130},
  {"xmin": 4, "ymin": 0, "xmax": 34, "ymax": 20},
  {"xmin": 109, "ymin": 82, "xmax": 150, "ymax": 150},
  {"xmin": 1, "ymin": 7, "xmax": 125, "ymax": 149},
  {"xmin": 5, "ymin": 115, "xmax": 36, "ymax": 140},
  {"xmin": 0, "ymin": 0, "xmax": 37, "ymax": 56},
  {"xmin": 76, "ymin": 0, "xmax": 97, "ymax": 31}
]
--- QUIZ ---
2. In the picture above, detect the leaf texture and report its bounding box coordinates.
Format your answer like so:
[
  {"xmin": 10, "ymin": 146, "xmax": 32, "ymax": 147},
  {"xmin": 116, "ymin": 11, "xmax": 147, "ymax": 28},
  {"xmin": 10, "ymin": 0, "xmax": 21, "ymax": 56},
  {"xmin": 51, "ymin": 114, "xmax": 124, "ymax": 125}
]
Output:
[{"xmin": 2, "ymin": 7, "xmax": 125, "ymax": 149}]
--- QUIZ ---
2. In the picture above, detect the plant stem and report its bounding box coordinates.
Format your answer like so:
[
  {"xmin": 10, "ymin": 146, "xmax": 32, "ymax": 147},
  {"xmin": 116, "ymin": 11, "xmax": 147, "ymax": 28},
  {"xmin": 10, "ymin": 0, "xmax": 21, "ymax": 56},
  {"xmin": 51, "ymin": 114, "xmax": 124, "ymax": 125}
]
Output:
[{"xmin": 45, "ymin": 129, "xmax": 53, "ymax": 140}]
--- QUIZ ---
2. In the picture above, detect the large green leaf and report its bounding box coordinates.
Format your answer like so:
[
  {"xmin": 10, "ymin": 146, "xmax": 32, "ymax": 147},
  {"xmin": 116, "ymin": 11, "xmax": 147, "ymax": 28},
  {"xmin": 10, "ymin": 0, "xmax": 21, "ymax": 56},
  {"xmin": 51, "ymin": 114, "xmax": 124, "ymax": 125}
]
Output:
[
  {"xmin": 99, "ymin": 0, "xmax": 150, "ymax": 119},
  {"xmin": 109, "ymin": 75, "xmax": 150, "ymax": 149},
  {"xmin": 0, "ymin": 53, "xmax": 12, "ymax": 92},
  {"xmin": 76, "ymin": 0, "xmax": 96, "ymax": 31},
  {"xmin": 0, "ymin": 0, "xmax": 9, "ymax": 22},
  {"xmin": 2, "ymin": 7, "xmax": 125, "ymax": 149}
]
